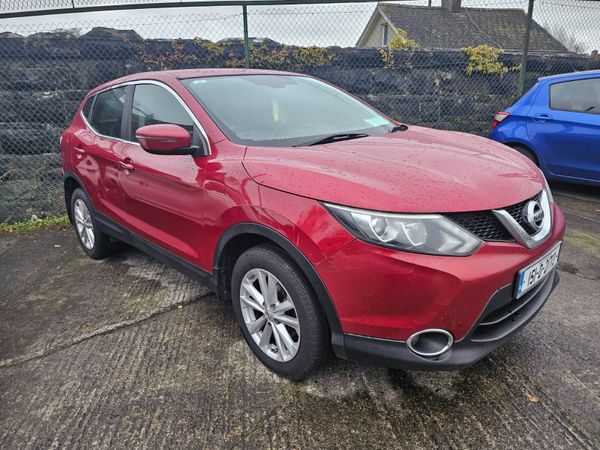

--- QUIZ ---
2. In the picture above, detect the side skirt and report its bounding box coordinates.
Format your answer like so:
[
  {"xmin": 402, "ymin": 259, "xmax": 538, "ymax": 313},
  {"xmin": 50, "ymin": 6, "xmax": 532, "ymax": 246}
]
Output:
[{"xmin": 94, "ymin": 212, "xmax": 216, "ymax": 289}]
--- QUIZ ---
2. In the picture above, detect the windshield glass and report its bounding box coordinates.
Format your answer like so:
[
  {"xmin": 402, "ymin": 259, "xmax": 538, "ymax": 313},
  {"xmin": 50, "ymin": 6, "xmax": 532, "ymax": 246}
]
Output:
[{"xmin": 182, "ymin": 75, "xmax": 394, "ymax": 147}]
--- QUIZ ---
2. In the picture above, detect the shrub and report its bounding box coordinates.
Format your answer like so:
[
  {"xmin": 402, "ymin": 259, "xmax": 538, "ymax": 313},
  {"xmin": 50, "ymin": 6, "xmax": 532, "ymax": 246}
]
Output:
[
  {"xmin": 389, "ymin": 28, "xmax": 418, "ymax": 50},
  {"xmin": 462, "ymin": 44, "xmax": 519, "ymax": 76}
]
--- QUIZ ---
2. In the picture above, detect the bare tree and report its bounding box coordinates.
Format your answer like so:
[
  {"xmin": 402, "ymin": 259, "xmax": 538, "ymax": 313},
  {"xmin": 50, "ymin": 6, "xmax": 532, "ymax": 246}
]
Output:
[{"xmin": 545, "ymin": 24, "xmax": 588, "ymax": 54}]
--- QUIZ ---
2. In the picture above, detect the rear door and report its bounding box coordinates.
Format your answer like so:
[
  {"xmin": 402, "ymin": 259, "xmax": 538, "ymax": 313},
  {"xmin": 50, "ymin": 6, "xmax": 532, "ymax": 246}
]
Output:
[
  {"xmin": 527, "ymin": 76, "xmax": 600, "ymax": 181},
  {"xmin": 117, "ymin": 82, "xmax": 209, "ymax": 262},
  {"xmin": 69, "ymin": 96, "xmax": 95, "ymax": 173},
  {"xmin": 75, "ymin": 86, "xmax": 129, "ymax": 220}
]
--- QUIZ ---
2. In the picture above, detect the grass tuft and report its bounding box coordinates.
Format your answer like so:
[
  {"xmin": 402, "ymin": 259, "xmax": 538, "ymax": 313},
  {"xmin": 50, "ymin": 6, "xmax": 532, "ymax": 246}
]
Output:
[{"xmin": 0, "ymin": 215, "xmax": 70, "ymax": 234}]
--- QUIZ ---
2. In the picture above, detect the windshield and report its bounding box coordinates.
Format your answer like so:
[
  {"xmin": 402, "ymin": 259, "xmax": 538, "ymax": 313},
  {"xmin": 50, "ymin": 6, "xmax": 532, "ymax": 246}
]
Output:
[{"xmin": 182, "ymin": 75, "xmax": 394, "ymax": 147}]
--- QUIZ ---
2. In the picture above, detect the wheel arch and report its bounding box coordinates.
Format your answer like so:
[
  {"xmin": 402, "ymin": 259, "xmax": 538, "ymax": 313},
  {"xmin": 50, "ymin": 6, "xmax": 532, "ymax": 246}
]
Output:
[
  {"xmin": 213, "ymin": 222, "xmax": 346, "ymax": 359},
  {"xmin": 63, "ymin": 172, "xmax": 85, "ymax": 224},
  {"xmin": 504, "ymin": 141, "xmax": 545, "ymax": 168}
]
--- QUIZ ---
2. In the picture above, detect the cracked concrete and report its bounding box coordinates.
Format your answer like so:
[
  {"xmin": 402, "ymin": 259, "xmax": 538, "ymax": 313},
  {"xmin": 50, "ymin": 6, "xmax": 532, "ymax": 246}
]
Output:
[{"xmin": 0, "ymin": 182, "xmax": 599, "ymax": 449}]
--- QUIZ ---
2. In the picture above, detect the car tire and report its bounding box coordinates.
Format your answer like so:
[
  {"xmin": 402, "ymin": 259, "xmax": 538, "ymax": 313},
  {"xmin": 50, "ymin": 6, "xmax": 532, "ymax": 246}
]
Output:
[
  {"xmin": 70, "ymin": 188, "xmax": 116, "ymax": 259},
  {"xmin": 231, "ymin": 244, "xmax": 330, "ymax": 380},
  {"xmin": 509, "ymin": 144, "xmax": 539, "ymax": 166}
]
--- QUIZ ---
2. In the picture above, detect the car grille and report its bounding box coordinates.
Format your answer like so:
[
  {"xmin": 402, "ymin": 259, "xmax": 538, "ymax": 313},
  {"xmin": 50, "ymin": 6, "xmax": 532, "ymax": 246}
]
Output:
[
  {"xmin": 445, "ymin": 211, "xmax": 512, "ymax": 241},
  {"xmin": 503, "ymin": 194, "xmax": 540, "ymax": 235},
  {"xmin": 444, "ymin": 193, "xmax": 540, "ymax": 242}
]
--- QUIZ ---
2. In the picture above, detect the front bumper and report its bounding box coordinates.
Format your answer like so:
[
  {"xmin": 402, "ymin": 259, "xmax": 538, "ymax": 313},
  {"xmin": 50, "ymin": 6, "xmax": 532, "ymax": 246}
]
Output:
[
  {"xmin": 342, "ymin": 270, "xmax": 559, "ymax": 370},
  {"xmin": 317, "ymin": 203, "xmax": 565, "ymax": 342}
]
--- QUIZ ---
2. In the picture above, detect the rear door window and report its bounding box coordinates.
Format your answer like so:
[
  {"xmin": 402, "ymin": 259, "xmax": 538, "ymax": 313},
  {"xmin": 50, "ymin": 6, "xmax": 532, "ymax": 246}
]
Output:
[
  {"xmin": 90, "ymin": 86, "xmax": 127, "ymax": 138},
  {"xmin": 130, "ymin": 84, "xmax": 194, "ymax": 141},
  {"xmin": 550, "ymin": 78, "xmax": 600, "ymax": 114}
]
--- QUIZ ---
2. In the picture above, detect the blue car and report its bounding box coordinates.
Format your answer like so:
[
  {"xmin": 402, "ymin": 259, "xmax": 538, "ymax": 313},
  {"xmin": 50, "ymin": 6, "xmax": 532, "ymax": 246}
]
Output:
[{"xmin": 489, "ymin": 70, "xmax": 600, "ymax": 186}]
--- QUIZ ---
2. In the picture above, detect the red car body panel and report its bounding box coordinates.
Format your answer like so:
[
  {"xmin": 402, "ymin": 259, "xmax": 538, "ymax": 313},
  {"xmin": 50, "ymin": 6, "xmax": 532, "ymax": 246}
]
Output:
[
  {"xmin": 243, "ymin": 126, "xmax": 544, "ymax": 213},
  {"xmin": 317, "ymin": 203, "xmax": 564, "ymax": 341},
  {"xmin": 62, "ymin": 68, "xmax": 565, "ymax": 368},
  {"xmin": 69, "ymin": 114, "xmax": 125, "ymax": 219}
]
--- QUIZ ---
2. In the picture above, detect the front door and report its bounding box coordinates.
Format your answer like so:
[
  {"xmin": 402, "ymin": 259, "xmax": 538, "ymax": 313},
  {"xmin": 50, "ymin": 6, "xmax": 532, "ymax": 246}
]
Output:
[{"xmin": 117, "ymin": 83, "xmax": 209, "ymax": 263}]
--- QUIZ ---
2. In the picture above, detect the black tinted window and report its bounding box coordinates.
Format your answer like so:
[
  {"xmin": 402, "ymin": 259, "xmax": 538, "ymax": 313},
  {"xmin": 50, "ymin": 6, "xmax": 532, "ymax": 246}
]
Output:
[
  {"xmin": 131, "ymin": 84, "xmax": 194, "ymax": 141},
  {"xmin": 550, "ymin": 78, "xmax": 600, "ymax": 114},
  {"xmin": 82, "ymin": 96, "xmax": 94, "ymax": 120},
  {"xmin": 90, "ymin": 87, "xmax": 127, "ymax": 138}
]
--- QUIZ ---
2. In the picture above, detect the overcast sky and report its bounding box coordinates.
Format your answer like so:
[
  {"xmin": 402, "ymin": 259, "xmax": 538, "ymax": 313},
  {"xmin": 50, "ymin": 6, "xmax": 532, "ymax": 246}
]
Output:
[{"xmin": 1, "ymin": 0, "xmax": 599, "ymax": 52}]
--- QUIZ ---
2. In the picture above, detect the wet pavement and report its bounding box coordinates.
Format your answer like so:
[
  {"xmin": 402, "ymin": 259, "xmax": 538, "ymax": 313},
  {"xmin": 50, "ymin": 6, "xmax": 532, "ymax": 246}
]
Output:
[{"xmin": 1, "ymin": 182, "xmax": 599, "ymax": 449}]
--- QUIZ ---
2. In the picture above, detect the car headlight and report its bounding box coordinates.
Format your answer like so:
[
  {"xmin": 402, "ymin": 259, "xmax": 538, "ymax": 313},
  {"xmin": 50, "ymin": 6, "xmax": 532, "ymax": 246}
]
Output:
[{"xmin": 324, "ymin": 203, "xmax": 482, "ymax": 256}]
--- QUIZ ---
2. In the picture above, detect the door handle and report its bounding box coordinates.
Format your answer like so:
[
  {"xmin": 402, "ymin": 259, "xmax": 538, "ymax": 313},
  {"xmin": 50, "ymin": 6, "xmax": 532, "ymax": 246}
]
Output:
[
  {"xmin": 74, "ymin": 147, "xmax": 86, "ymax": 158},
  {"xmin": 118, "ymin": 161, "xmax": 134, "ymax": 172},
  {"xmin": 533, "ymin": 113, "xmax": 553, "ymax": 122}
]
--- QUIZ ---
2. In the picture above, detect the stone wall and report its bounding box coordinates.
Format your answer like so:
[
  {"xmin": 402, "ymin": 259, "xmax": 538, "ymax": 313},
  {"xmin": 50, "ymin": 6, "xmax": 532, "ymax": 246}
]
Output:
[{"xmin": 1, "ymin": 27, "xmax": 599, "ymax": 221}]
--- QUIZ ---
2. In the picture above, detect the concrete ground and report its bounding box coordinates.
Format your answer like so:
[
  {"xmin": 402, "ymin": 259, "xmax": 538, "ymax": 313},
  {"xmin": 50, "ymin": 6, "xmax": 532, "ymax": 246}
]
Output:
[{"xmin": 1, "ymin": 183, "xmax": 599, "ymax": 449}]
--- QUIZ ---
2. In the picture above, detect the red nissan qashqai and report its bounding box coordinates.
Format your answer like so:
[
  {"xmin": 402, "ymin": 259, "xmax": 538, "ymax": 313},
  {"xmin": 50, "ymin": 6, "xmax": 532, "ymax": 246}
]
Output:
[{"xmin": 61, "ymin": 69, "xmax": 565, "ymax": 380}]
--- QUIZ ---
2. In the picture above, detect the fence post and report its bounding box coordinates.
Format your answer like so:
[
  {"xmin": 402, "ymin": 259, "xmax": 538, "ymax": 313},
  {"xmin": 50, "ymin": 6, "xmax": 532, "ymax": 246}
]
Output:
[
  {"xmin": 517, "ymin": 0, "xmax": 535, "ymax": 96},
  {"xmin": 242, "ymin": 4, "xmax": 250, "ymax": 68}
]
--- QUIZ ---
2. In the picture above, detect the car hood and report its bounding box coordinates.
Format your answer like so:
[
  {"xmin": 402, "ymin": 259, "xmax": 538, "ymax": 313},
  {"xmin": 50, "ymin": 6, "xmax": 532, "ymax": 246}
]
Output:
[{"xmin": 242, "ymin": 126, "xmax": 544, "ymax": 213}]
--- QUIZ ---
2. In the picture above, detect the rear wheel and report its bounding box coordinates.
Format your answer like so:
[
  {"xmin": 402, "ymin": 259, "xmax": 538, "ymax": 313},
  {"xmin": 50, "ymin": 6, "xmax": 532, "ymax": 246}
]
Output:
[
  {"xmin": 509, "ymin": 144, "xmax": 539, "ymax": 166},
  {"xmin": 70, "ymin": 188, "xmax": 116, "ymax": 259},
  {"xmin": 231, "ymin": 244, "xmax": 330, "ymax": 380}
]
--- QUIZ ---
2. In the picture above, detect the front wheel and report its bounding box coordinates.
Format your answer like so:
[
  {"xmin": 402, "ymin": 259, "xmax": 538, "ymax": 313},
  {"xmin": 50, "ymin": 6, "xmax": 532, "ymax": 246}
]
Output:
[{"xmin": 231, "ymin": 245, "xmax": 330, "ymax": 380}]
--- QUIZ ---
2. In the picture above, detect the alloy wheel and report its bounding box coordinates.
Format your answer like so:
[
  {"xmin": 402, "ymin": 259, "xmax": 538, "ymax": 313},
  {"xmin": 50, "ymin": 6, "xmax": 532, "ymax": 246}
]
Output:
[
  {"xmin": 239, "ymin": 268, "xmax": 301, "ymax": 362},
  {"xmin": 74, "ymin": 198, "xmax": 95, "ymax": 249}
]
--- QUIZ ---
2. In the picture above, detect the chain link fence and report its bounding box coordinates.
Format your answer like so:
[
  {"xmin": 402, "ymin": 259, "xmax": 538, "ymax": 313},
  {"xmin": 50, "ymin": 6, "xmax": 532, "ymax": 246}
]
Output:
[{"xmin": 0, "ymin": 0, "xmax": 599, "ymax": 222}]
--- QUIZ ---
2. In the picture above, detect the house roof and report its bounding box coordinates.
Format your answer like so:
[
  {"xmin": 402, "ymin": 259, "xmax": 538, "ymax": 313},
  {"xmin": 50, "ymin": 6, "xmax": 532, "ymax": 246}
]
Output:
[{"xmin": 361, "ymin": 3, "xmax": 567, "ymax": 52}]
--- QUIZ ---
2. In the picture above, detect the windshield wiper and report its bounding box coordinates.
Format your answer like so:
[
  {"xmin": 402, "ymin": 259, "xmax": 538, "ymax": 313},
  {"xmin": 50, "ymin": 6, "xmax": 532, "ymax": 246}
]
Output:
[
  {"xmin": 295, "ymin": 133, "xmax": 369, "ymax": 147},
  {"xmin": 389, "ymin": 124, "xmax": 408, "ymax": 133}
]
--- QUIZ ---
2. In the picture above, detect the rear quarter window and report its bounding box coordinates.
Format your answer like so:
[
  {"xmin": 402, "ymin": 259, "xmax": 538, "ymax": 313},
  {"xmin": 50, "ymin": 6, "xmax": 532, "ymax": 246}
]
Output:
[
  {"xmin": 550, "ymin": 78, "xmax": 600, "ymax": 114},
  {"xmin": 81, "ymin": 96, "xmax": 94, "ymax": 121}
]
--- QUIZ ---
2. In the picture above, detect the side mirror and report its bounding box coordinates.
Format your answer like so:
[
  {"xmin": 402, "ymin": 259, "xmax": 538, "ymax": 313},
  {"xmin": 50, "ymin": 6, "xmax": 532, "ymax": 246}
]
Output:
[{"xmin": 136, "ymin": 124, "xmax": 197, "ymax": 156}]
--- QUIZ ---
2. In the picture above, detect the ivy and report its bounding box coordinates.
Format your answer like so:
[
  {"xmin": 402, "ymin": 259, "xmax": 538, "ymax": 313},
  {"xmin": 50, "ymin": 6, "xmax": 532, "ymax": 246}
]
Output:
[
  {"xmin": 226, "ymin": 44, "xmax": 335, "ymax": 70},
  {"xmin": 140, "ymin": 40, "xmax": 199, "ymax": 70},
  {"xmin": 379, "ymin": 28, "xmax": 418, "ymax": 68},
  {"xmin": 294, "ymin": 46, "xmax": 335, "ymax": 68},
  {"xmin": 389, "ymin": 28, "xmax": 418, "ymax": 50},
  {"xmin": 462, "ymin": 44, "xmax": 519, "ymax": 76}
]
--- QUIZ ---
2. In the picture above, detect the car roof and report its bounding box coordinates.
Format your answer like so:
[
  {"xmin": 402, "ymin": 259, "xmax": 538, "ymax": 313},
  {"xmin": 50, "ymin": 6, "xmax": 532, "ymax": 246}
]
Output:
[
  {"xmin": 538, "ymin": 69, "xmax": 600, "ymax": 83},
  {"xmin": 88, "ymin": 68, "xmax": 305, "ymax": 96},
  {"xmin": 168, "ymin": 68, "xmax": 303, "ymax": 79}
]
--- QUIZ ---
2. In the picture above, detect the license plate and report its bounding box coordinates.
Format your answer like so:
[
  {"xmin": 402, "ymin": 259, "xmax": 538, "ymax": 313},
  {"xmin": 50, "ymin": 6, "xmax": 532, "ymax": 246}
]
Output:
[{"xmin": 516, "ymin": 242, "xmax": 561, "ymax": 299}]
